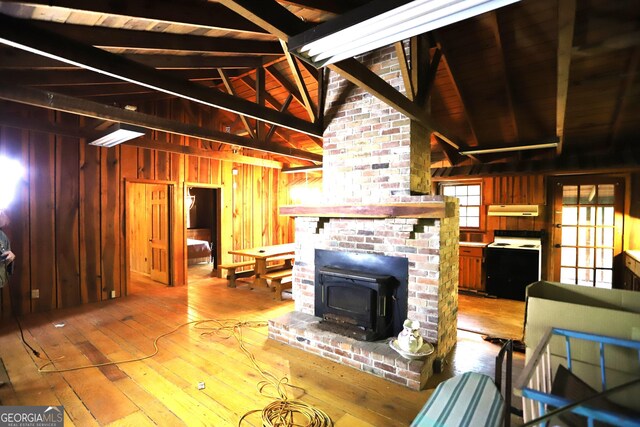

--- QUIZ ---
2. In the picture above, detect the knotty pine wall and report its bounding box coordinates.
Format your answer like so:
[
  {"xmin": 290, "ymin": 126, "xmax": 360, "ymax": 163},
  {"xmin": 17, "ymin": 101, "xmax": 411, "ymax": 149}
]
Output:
[{"xmin": 0, "ymin": 100, "xmax": 295, "ymax": 317}]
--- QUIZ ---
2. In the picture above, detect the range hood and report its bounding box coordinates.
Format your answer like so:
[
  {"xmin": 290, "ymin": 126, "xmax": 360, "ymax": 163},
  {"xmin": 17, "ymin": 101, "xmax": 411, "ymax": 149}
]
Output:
[{"xmin": 487, "ymin": 204, "xmax": 539, "ymax": 217}]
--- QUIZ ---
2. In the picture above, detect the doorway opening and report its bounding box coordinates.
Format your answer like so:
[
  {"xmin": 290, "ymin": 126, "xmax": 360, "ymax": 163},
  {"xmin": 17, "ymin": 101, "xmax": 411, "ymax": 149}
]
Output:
[
  {"xmin": 186, "ymin": 185, "xmax": 221, "ymax": 284},
  {"xmin": 126, "ymin": 182, "xmax": 172, "ymax": 293}
]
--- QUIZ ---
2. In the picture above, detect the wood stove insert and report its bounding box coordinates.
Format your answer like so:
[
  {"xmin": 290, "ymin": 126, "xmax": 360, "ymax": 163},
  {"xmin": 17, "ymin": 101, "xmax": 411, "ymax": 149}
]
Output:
[{"xmin": 314, "ymin": 249, "xmax": 408, "ymax": 341}]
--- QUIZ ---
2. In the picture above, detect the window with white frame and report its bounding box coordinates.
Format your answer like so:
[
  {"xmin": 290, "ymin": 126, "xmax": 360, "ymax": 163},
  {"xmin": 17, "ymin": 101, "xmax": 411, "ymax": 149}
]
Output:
[{"xmin": 441, "ymin": 183, "xmax": 482, "ymax": 228}]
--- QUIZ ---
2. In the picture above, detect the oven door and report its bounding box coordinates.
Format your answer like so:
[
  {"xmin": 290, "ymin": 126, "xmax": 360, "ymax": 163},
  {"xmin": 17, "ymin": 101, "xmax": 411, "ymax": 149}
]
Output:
[{"xmin": 485, "ymin": 247, "xmax": 540, "ymax": 301}]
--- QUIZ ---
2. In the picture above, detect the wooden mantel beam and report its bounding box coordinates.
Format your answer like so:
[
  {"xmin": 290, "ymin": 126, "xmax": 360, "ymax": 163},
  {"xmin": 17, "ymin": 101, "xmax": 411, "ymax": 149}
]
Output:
[
  {"xmin": 280, "ymin": 201, "xmax": 453, "ymax": 219},
  {"xmin": 0, "ymin": 13, "xmax": 322, "ymax": 138},
  {"xmin": 0, "ymin": 82, "xmax": 322, "ymax": 162}
]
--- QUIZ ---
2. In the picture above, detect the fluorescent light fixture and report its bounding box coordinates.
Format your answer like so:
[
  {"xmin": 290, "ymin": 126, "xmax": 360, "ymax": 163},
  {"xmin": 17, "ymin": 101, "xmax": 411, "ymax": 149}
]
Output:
[
  {"xmin": 89, "ymin": 123, "xmax": 146, "ymax": 147},
  {"xmin": 281, "ymin": 165, "xmax": 323, "ymax": 174},
  {"xmin": 289, "ymin": 0, "xmax": 520, "ymax": 67},
  {"xmin": 459, "ymin": 140, "xmax": 559, "ymax": 155}
]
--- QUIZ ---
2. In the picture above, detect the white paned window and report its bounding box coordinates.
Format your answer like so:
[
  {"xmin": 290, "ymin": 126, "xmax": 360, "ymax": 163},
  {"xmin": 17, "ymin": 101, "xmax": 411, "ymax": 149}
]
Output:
[{"xmin": 441, "ymin": 183, "xmax": 482, "ymax": 229}]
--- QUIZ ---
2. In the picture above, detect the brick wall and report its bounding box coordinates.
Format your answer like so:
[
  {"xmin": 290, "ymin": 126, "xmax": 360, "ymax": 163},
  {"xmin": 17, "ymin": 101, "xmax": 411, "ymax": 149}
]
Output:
[{"xmin": 323, "ymin": 46, "xmax": 432, "ymax": 204}]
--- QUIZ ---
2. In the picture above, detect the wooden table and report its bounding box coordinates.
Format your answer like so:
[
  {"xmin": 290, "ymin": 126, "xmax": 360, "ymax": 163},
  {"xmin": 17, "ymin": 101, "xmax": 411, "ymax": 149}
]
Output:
[{"xmin": 228, "ymin": 243, "xmax": 296, "ymax": 287}]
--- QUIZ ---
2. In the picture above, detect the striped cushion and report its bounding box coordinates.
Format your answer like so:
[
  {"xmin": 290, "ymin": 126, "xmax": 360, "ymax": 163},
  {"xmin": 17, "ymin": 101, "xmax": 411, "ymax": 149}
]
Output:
[{"xmin": 411, "ymin": 372, "xmax": 504, "ymax": 427}]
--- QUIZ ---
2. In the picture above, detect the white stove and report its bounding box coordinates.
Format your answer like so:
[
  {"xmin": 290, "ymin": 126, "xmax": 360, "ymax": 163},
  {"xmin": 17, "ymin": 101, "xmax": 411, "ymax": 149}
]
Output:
[{"xmin": 487, "ymin": 236, "xmax": 542, "ymax": 250}]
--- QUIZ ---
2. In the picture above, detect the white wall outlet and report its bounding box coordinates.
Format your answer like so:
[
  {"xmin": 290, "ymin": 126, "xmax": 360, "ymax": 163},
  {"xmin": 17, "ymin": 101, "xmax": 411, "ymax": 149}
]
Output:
[
  {"xmin": 110, "ymin": 290, "xmax": 116, "ymax": 299},
  {"xmin": 31, "ymin": 289, "xmax": 39, "ymax": 299}
]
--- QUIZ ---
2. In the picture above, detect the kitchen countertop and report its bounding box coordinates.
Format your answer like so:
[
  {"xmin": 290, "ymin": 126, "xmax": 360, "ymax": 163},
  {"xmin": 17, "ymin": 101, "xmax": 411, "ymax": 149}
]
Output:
[
  {"xmin": 459, "ymin": 241, "xmax": 489, "ymax": 248},
  {"xmin": 627, "ymin": 250, "xmax": 640, "ymax": 262}
]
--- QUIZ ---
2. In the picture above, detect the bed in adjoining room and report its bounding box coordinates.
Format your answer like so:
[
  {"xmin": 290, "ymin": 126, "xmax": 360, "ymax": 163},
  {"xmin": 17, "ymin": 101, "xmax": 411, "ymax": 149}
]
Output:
[{"xmin": 186, "ymin": 228, "xmax": 213, "ymax": 265}]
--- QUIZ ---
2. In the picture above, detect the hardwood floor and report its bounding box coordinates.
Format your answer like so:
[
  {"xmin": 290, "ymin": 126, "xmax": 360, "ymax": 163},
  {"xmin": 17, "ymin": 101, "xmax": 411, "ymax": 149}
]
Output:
[
  {"xmin": 0, "ymin": 265, "xmax": 524, "ymax": 426},
  {"xmin": 457, "ymin": 293, "xmax": 526, "ymax": 340}
]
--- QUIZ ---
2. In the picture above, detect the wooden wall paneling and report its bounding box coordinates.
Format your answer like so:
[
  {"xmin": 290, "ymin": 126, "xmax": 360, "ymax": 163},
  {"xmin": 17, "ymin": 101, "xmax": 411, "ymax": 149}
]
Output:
[
  {"xmin": 138, "ymin": 145, "xmax": 153, "ymax": 181},
  {"xmin": 55, "ymin": 112, "xmax": 81, "ymax": 308},
  {"xmin": 120, "ymin": 142, "xmax": 138, "ymax": 181},
  {"xmin": 253, "ymin": 165, "xmax": 263, "ymax": 246},
  {"xmin": 170, "ymin": 135, "xmax": 187, "ymax": 286},
  {"xmin": 232, "ymin": 164, "xmax": 243, "ymax": 257},
  {"xmin": 170, "ymin": 101, "xmax": 186, "ymax": 286},
  {"xmin": 210, "ymin": 159, "xmax": 221, "ymax": 185},
  {"xmin": 100, "ymin": 145, "xmax": 121, "ymax": 299},
  {"xmin": 29, "ymin": 110, "xmax": 56, "ymax": 312},
  {"xmin": 220, "ymin": 162, "xmax": 233, "ymax": 265},
  {"xmin": 154, "ymin": 102, "xmax": 171, "ymax": 182},
  {"xmin": 78, "ymin": 127, "xmax": 102, "ymax": 304},
  {"xmin": 0, "ymin": 124, "xmax": 30, "ymax": 316}
]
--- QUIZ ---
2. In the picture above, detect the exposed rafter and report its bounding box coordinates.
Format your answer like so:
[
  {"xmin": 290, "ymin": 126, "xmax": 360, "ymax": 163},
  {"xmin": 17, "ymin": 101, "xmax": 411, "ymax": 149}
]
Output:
[
  {"xmin": 556, "ymin": 0, "xmax": 576, "ymax": 155},
  {"xmin": 275, "ymin": 43, "xmax": 316, "ymax": 122},
  {"xmin": 394, "ymin": 41, "xmax": 414, "ymax": 100},
  {"xmin": 0, "ymin": 0, "xmax": 269, "ymax": 34},
  {"xmin": 487, "ymin": 11, "xmax": 519, "ymax": 143},
  {"xmin": 28, "ymin": 20, "xmax": 281, "ymax": 55},
  {"xmin": 0, "ymin": 13, "xmax": 321, "ymax": 137},
  {"xmin": 0, "ymin": 82, "xmax": 322, "ymax": 162},
  {"xmin": 0, "ymin": 50, "xmax": 267, "ymax": 70},
  {"xmin": 218, "ymin": 0, "xmax": 460, "ymax": 147}
]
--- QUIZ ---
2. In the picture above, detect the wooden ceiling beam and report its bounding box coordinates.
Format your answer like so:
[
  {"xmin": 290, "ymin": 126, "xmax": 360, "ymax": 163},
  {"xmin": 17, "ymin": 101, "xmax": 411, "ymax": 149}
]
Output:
[
  {"xmin": 0, "ymin": 82, "xmax": 322, "ymax": 162},
  {"xmin": 0, "ymin": 69, "xmax": 227, "ymax": 87},
  {"xmin": 0, "ymin": 14, "xmax": 321, "ymax": 137},
  {"xmin": 29, "ymin": 20, "xmax": 281, "ymax": 55},
  {"xmin": 218, "ymin": 0, "xmax": 309, "ymax": 41},
  {"xmin": 433, "ymin": 36, "xmax": 481, "ymax": 162},
  {"xmin": 556, "ymin": 0, "xmax": 577, "ymax": 155},
  {"xmin": 126, "ymin": 139, "xmax": 283, "ymax": 169},
  {"xmin": 0, "ymin": 112, "xmax": 283, "ymax": 168},
  {"xmin": 276, "ymin": 0, "xmax": 368, "ymax": 15},
  {"xmin": 487, "ymin": 11, "xmax": 519, "ymax": 142},
  {"xmin": 0, "ymin": 0, "xmax": 269, "ymax": 34},
  {"xmin": 394, "ymin": 41, "xmax": 414, "ymax": 100},
  {"xmin": 0, "ymin": 50, "xmax": 269, "ymax": 70}
]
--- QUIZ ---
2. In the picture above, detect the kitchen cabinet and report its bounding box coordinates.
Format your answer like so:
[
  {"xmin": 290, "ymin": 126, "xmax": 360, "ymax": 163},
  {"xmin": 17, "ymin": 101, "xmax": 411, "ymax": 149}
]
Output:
[
  {"xmin": 623, "ymin": 251, "xmax": 640, "ymax": 291},
  {"xmin": 459, "ymin": 244, "xmax": 485, "ymax": 291}
]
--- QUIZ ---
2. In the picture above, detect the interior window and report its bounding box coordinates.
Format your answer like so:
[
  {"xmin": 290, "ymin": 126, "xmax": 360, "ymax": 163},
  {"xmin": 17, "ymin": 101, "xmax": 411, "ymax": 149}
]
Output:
[{"xmin": 441, "ymin": 183, "xmax": 482, "ymax": 229}]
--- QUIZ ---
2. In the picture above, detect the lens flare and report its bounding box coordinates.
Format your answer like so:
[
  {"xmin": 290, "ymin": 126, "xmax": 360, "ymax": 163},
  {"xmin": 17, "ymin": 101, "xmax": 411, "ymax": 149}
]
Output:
[{"xmin": 0, "ymin": 156, "xmax": 24, "ymax": 210}]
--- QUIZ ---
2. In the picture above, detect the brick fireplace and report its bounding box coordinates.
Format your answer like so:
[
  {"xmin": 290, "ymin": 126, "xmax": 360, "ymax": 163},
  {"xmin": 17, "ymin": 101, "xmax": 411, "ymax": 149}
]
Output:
[{"xmin": 269, "ymin": 47, "xmax": 459, "ymax": 390}]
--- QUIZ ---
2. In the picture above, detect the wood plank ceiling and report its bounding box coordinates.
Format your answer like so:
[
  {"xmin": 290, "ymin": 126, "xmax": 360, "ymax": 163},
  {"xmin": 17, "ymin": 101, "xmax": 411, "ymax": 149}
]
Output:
[{"xmin": 0, "ymin": 0, "xmax": 637, "ymax": 170}]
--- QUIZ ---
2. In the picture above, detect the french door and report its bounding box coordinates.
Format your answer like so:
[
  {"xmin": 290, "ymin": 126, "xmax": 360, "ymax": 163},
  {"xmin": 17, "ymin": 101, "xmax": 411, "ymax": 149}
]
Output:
[{"xmin": 551, "ymin": 177, "xmax": 624, "ymax": 288}]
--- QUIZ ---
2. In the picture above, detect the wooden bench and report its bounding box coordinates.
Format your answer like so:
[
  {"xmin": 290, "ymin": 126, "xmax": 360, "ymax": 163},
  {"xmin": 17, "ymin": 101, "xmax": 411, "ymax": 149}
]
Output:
[
  {"xmin": 218, "ymin": 261, "xmax": 255, "ymax": 288},
  {"xmin": 265, "ymin": 254, "xmax": 294, "ymax": 270},
  {"xmin": 262, "ymin": 268, "xmax": 293, "ymax": 300}
]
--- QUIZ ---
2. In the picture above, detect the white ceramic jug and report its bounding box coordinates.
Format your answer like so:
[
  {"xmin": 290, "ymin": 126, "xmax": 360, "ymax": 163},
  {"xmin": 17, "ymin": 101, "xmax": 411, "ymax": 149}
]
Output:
[{"xmin": 397, "ymin": 319, "xmax": 423, "ymax": 353}]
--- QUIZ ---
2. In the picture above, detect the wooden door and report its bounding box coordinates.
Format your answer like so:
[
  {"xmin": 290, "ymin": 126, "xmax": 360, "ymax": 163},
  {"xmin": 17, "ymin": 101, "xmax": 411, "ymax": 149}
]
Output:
[
  {"xmin": 550, "ymin": 177, "xmax": 624, "ymax": 288},
  {"xmin": 148, "ymin": 184, "xmax": 170, "ymax": 285}
]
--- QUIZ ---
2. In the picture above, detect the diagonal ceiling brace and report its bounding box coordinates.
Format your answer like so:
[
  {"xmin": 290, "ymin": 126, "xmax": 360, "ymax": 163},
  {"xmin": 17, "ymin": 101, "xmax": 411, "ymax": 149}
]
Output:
[
  {"xmin": 218, "ymin": 68, "xmax": 256, "ymax": 139},
  {"xmin": 0, "ymin": 13, "xmax": 322, "ymax": 138}
]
